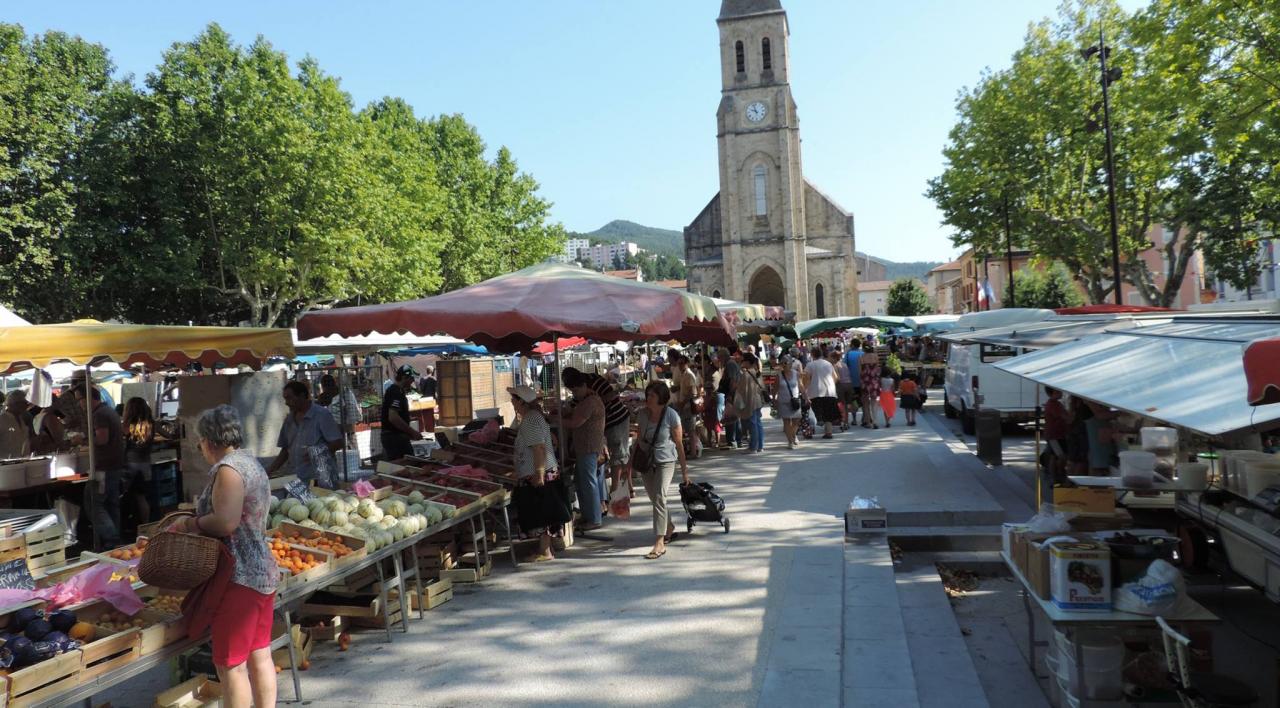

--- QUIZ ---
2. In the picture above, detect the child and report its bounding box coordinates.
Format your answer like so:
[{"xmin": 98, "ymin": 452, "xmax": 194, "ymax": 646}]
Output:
[{"xmin": 899, "ymin": 373, "xmax": 921, "ymax": 426}]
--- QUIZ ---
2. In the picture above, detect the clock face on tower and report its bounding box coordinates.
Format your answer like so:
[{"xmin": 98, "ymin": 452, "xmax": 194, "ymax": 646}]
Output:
[{"xmin": 746, "ymin": 101, "xmax": 767, "ymax": 123}]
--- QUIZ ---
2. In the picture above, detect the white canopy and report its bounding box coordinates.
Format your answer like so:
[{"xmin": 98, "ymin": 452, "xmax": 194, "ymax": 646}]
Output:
[
  {"xmin": 0, "ymin": 304, "xmax": 29, "ymax": 327},
  {"xmin": 994, "ymin": 318, "xmax": 1280, "ymax": 437},
  {"xmin": 939, "ymin": 315, "xmax": 1175, "ymax": 348},
  {"xmin": 292, "ymin": 331, "xmax": 472, "ymax": 355}
]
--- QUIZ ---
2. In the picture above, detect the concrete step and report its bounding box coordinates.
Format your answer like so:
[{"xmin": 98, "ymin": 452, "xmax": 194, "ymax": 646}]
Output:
[
  {"xmin": 842, "ymin": 536, "xmax": 921, "ymax": 708},
  {"xmin": 895, "ymin": 563, "xmax": 991, "ymax": 708},
  {"xmin": 758, "ymin": 545, "xmax": 846, "ymax": 707},
  {"xmin": 887, "ymin": 508, "xmax": 1007, "ymax": 527},
  {"xmin": 889, "ymin": 526, "xmax": 1003, "ymax": 552}
]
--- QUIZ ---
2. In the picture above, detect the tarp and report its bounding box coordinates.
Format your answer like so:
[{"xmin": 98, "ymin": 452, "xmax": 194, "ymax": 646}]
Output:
[
  {"xmin": 1244, "ymin": 337, "xmax": 1280, "ymax": 406},
  {"xmin": 994, "ymin": 319, "xmax": 1280, "ymax": 436},
  {"xmin": 1054, "ymin": 304, "xmax": 1175, "ymax": 315},
  {"xmin": 296, "ymin": 262, "xmax": 734, "ymax": 350},
  {"xmin": 951, "ymin": 308, "xmax": 1056, "ymax": 331},
  {"xmin": 795, "ymin": 316, "xmax": 905, "ymax": 339},
  {"xmin": 938, "ymin": 315, "xmax": 1175, "ymax": 348},
  {"xmin": 902, "ymin": 314, "xmax": 960, "ymax": 334},
  {"xmin": 532, "ymin": 337, "xmax": 588, "ymax": 355},
  {"xmin": 0, "ymin": 305, "xmax": 29, "ymax": 328},
  {"xmin": 293, "ymin": 331, "xmax": 475, "ymax": 356},
  {"xmin": 0, "ymin": 320, "xmax": 295, "ymax": 373}
]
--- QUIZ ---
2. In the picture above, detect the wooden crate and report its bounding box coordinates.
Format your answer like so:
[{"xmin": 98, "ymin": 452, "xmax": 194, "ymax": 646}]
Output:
[
  {"xmin": 436, "ymin": 357, "xmax": 513, "ymax": 426},
  {"xmin": 136, "ymin": 608, "xmax": 186, "ymax": 656},
  {"xmin": 7, "ymin": 649, "xmax": 80, "ymax": 708},
  {"xmin": 23, "ymin": 525, "xmax": 66, "ymax": 576},
  {"xmin": 270, "ymin": 623, "xmax": 312, "ymax": 669},
  {"xmin": 272, "ymin": 523, "xmax": 368, "ymax": 568},
  {"xmin": 34, "ymin": 556, "xmax": 100, "ymax": 587},
  {"xmin": 299, "ymin": 615, "xmax": 345, "ymax": 642},
  {"xmin": 300, "ymin": 593, "xmax": 385, "ymax": 620},
  {"xmin": 439, "ymin": 557, "xmax": 491, "ymax": 584},
  {"xmin": 153, "ymin": 674, "xmax": 222, "ymax": 708},
  {"xmin": 396, "ymin": 578, "xmax": 453, "ymax": 611},
  {"xmin": 323, "ymin": 563, "xmax": 380, "ymax": 595},
  {"xmin": 273, "ymin": 543, "xmax": 334, "ymax": 592},
  {"xmin": 72, "ymin": 602, "xmax": 143, "ymax": 680}
]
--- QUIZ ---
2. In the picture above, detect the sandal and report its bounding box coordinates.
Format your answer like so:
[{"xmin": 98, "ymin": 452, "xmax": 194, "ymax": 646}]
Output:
[
  {"xmin": 532, "ymin": 553, "xmax": 555, "ymax": 562},
  {"xmin": 645, "ymin": 549, "xmax": 667, "ymax": 560},
  {"xmin": 664, "ymin": 531, "xmax": 680, "ymax": 543}
]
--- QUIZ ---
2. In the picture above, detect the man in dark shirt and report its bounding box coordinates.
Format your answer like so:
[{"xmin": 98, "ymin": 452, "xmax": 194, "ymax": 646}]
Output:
[
  {"xmin": 381, "ymin": 365, "xmax": 423, "ymax": 461},
  {"xmin": 717, "ymin": 348, "xmax": 743, "ymax": 449},
  {"xmin": 73, "ymin": 385, "xmax": 126, "ymax": 549},
  {"xmin": 564, "ymin": 367, "xmax": 631, "ymax": 493},
  {"xmin": 418, "ymin": 366, "xmax": 438, "ymax": 399}
]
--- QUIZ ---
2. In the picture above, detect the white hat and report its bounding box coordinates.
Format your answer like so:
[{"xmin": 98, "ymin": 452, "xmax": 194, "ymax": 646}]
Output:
[{"xmin": 507, "ymin": 385, "xmax": 538, "ymax": 404}]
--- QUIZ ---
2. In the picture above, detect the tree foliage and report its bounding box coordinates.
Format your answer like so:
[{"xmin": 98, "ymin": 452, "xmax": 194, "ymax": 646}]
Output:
[
  {"xmin": 1004, "ymin": 263, "xmax": 1086, "ymax": 309},
  {"xmin": 927, "ymin": 0, "xmax": 1278, "ymax": 305},
  {"xmin": 0, "ymin": 23, "xmax": 564, "ymax": 326},
  {"xmin": 886, "ymin": 279, "xmax": 931, "ymax": 317}
]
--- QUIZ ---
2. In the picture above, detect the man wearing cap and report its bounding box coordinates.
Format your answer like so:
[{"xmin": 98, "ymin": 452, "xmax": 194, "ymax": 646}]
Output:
[
  {"xmin": 267, "ymin": 380, "xmax": 344, "ymax": 488},
  {"xmin": 0, "ymin": 390, "xmax": 33, "ymax": 459},
  {"xmin": 380, "ymin": 365, "xmax": 423, "ymax": 462},
  {"xmin": 558, "ymin": 368, "xmax": 606, "ymax": 531}
]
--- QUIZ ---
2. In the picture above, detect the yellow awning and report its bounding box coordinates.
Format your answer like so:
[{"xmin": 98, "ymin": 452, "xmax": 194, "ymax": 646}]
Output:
[{"xmin": 0, "ymin": 320, "xmax": 295, "ymax": 373}]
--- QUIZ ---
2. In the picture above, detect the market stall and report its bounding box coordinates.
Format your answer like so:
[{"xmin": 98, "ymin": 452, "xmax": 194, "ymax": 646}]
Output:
[{"xmin": 794, "ymin": 315, "xmax": 905, "ymax": 340}]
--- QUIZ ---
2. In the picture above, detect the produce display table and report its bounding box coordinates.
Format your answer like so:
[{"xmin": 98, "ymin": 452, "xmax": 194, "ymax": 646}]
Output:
[
  {"xmin": 1001, "ymin": 551, "xmax": 1217, "ymax": 706},
  {"xmin": 39, "ymin": 502, "xmax": 491, "ymax": 708},
  {"xmin": 1067, "ymin": 474, "xmax": 1192, "ymax": 511}
]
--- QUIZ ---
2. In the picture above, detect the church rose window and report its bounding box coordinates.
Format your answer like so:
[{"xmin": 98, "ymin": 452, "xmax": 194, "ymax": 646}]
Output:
[
  {"xmin": 762, "ymin": 38, "xmax": 772, "ymax": 71},
  {"xmin": 753, "ymin": 165, "xmax": 767, "ymax": 216},
  {"xmin": 735, "ymin": 41, "xmax": 745, "ymax": 73}
]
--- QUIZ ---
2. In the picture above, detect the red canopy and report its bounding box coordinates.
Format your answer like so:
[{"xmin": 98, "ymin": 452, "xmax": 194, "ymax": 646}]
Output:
[
  {"xmin": 532, "ymin": 337, "xmax": 587, "ymax": 355},
  {"xmin": 1053, "ymin": 304, "xmax": 1175, "ymax": 315},
  {"xmin": 1244, "ymin": 337, "xmax": 1280, "ymax": 406},
  {"xmin": 296, "ymin": 263, "xmax": 734, "ymax": 351}
]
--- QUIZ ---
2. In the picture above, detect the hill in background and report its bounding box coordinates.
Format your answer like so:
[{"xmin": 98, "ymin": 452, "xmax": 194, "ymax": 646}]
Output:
[{"xmin": 577, "ymin": 220, "xmax": 943, "ymax": 280}]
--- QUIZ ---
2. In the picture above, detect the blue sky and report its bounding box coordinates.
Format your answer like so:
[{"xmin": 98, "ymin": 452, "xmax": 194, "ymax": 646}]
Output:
[{"xmin": 11, "ymin": 1, "xmax": 1141, "ymax": 263}]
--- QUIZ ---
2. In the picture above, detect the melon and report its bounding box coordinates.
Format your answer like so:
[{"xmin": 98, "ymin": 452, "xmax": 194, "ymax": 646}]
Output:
[
  {"xmin": 331, "ymin": 510, "xmax": 349, "ymax": 527},
  {"xmin": 287, "ymin": 505, "xmax": 309, "ymax": 522},
  {"xmin": 269, "ymin": 497, "xmax": 281, "ymax": 513},
  {"xmin": 311, "ymin": 509, "xmax": 332, "ymax": 526},
  {"xmin": 407, "ymin": 490, "xmax": 425, "ymax": 505}
]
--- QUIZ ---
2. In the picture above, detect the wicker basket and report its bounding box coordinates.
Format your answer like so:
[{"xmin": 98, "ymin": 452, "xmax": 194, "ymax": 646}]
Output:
[{"xmin": 137, "ymin": 512, "xmax": 222, "ymax": 590}]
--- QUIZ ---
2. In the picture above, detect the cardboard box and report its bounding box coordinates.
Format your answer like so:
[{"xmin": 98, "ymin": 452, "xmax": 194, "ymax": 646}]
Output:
[
  {"xmin": 1001, "ymin": 523, "xmax": 1027, "ymax": 560},
  {"xmin": 1049, "ymin": 540, "xmax": 1112, "ymax": 611},
  {"xmin": 1053, "ymin": 486, "xmax": 1116, "ymax": 515},
  {"xmin": 154, "ymin": 674, "xmax": 223, "ymax": 708},
  {"xmin": 844, "ymin": 507, "xmax": 888, "ymax": 534},
  {"xmin": 1025, "ymin": 539, "xmax": 1054, "ymax": 600}
]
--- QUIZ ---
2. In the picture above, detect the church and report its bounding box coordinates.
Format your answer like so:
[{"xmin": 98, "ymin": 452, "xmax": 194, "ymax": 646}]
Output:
[{"xmin": 684, "ymin": 0, "xmax": 858, "ymax": 320}]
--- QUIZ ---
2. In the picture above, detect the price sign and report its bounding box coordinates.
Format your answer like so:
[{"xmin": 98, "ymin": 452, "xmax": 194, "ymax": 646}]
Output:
[
  {"xmin": 0, "ymin": 557, "xmax": 35, "ymax": 590},
  {"xmin": 285, "ymin": 479, "xmax": 314, "ymax": 503}
]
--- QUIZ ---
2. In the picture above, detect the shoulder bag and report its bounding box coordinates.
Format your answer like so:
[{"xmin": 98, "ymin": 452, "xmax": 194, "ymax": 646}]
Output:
[{"xmin": 630, "ymin": 409, "xmax": 666, "ymax": 474}]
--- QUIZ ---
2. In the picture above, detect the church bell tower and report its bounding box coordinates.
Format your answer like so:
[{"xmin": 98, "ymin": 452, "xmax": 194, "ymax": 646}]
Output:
[{"xmin": 715, "ymin": 0, "xmax": 809, "ymax": 316}]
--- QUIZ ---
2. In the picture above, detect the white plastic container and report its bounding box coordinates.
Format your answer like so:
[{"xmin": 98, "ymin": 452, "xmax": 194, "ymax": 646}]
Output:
[
  {"xmin": 1140, "ymin": 427, "xmax": 1178, "ymax": 452},
  {"xmin": 1243, "ymin": 458, "xmax": 1280, "ymax": 498},
  {"xmin": 1050, "ymin": 631, "xmax": 1126, "ymax": 700},
  {"xmin": 1118, "ymin": 450, "xmax": 1156, "ymax": 488},
  {"xmin": 1176, "ymin": 462, "xmax": 1209, "ymax": 490}
]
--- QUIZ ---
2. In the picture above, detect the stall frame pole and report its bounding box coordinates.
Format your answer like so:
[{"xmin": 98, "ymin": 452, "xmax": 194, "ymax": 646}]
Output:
[{"xmin": 85, "ymin": 364, "xmax": 99, "ymax": 551}]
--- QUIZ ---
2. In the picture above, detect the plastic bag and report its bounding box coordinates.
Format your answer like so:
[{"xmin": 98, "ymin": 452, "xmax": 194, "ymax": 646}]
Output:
[
  {"xmin": 1114, "ymin": 559, "xmax": 1183, "ymax": 616},
  {"xmin": 608, "ymin": 485, "xmax": 631, "ymax": 520},
  {"xmin": 1026, "ymin": 508, "xmax": 1075, "ymax": 533},
  {"xmin": 352, "ymin": 479, "xmax": 376, "ymax": 498},
  {"xmin": 879, "ymin": 391, "xmax": 898, "ymax": 420},
  {"xmin": 849, "ymin": 496, "xmax": 883, "ymax": 510}
]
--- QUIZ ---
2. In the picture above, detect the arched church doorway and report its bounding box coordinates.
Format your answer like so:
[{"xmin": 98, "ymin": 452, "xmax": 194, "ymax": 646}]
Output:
[{"xmin": 748, "ymin": 266, "xmax": 786, "ymax": 307}]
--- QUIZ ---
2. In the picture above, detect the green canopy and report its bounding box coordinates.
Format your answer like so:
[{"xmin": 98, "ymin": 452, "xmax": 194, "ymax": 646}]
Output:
[{"xmin": 795, "ymin": 316, "xmax": 905, "ymax": 339}]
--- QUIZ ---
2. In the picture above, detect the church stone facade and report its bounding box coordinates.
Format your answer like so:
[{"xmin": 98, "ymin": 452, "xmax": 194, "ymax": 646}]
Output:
[{"xmin": 684, "ymin": 0, "xmax": 858, "ymax": 320}]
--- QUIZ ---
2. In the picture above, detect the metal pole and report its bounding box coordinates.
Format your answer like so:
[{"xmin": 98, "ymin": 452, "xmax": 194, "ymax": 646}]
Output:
[
  {"xmin": 1004, "ymin": 194, "xmax": 1015, "ymax": 308},
  {"xmin": 554, "ymin": 335, "xmax": 566, "ymax": 475},
  {"xmin": 1098, "ymin": 27, "xmax": 1124, "ymax": 306},
  {"xmin": 982, "ymin": 256, "xmax": 991, "ymax": 311},
  {"xmin": 85, "ymin": 364, "xmax": 99, "ymax": 551}
]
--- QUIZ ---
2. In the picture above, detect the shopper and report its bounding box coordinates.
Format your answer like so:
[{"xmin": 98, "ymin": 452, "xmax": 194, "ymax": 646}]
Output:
[
  {"xmin": 717, "ymin": 348, "xmax": 743, "ymax": 449},
  {"xmin": 30, "ymin": 404, "xmax": 66, "ymax": 455},
  {"xmin": 559, "ymin": 368, "xmax": 606, "ymax": 532},
  {"xmin": 508, "ymin": 386, "xmax": 571, "ymax": 561},
  {"xmin": 628, "ymin": 382, "xmax": 690, "ymax": 559},
  {"xmin": 563, "ymin": 367, "xmax": 631, "ymax": 497},
  {"xmin": 417, "ymin": 367, "xmax": 438, "ymax": 398},
  {"xmin": 831, "ymin": 349, "xmax": 854, "ymax": 432},
  {"xmin": 844, "ymin": 339, "xmax": 864, "ymax": 427},
  {"xmin": 266, "ymin": 380, "xmax": 344, "ymax": 488},
  {"xmin": 1065, "ymin": 396, "xmax": 1092, "ymax": 476},
  {"xmin": 171, "ymin": 405, "xmax": 277, "ymax": 708},
  {"xmin": 315, "ymin": 375, "xmax": 339, "ymax": 407},
  {"xmin": 1084, "ymin": 399, "xmax": 1118, "ymax": 475},
  {"xmin": 802, "ymin": 347, "xmax": 838, "ymax": 439},
  {"xmin": 701, "ymin": 354, "xmax": 723, "ymax": 449},
  {"xmin": 122, "ymin": 397, "xmax": 156, "ymax": 526},
  {"xmin": 73, "ymin": 386, "xmax": 125, "ymax": 549},
  {"xmin": 735, "ymin": 353, "xmax": 767, "ymax": 452},
  {"xmin": 860, "ymin": 345, "xmax": 883, "ymax": 429},
  {"xmin": 1043, "ymin": 387, "xmax": 1069, "ymax": 482},
  {"xmin": 898, "ymin": 374, "xmax": 922, "ymax": 427},
  {"xmin": 671, "ymin": 355, "xmax": 703, "ymax": 458},
  {"xmin": 774, "ymin": 354, "xmax": 803, "ymax": 448},
  {"xmin": 0, "ymin": 390, "xmax": 33, "ymax": 459},
  {"xmin": 377, "ymin": 365, "xmax": 424, "ymax": 464}
]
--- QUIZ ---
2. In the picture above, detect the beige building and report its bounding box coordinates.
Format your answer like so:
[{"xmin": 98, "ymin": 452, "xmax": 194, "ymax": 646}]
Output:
[
  {"xmin": 927, "ymin": 260, "xmax": 963, "ymax": 313},
  {"xmin": 856, "ymin": 280, "xmax": 894, "ymax": 316},
  {"xmin": 684, "ymin": 0, "xmax": 857, "ymax": 320}
]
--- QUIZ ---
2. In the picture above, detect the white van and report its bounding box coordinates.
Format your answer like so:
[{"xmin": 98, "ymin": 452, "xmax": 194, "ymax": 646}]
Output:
[{"xmin": 943, "ymin": 309, "xmax": 1055, "ymax": 434}]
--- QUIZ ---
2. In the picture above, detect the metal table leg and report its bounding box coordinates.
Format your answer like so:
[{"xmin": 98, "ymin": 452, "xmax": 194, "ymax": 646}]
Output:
[
  {"xmin": 375, "ymin": 559, "xmax": 393, "ymax": 643},
  {"xmin": 503, "ymin": 503, "xmax": 517, "ymax": 568},
  {"xmin": 282, "ymin": 608, "xmax": 303, "ymax": 701},
  {"xmin": 391, "ymin": 548, "xmax": 409, "ymax": 633},
  {"xmin": 1072, "ymin": 627, "xmax": 1085, "ymax": 702},
  {"xmin": 411, "ymin": 547, "xmax": 425, "ymax": 620},
  {"xmin": 478, "ymin": 513, "xmax": 490, "ymax": 567}
]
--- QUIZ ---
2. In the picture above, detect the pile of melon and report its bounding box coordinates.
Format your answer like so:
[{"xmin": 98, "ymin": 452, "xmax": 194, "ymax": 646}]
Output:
[{"xmin": 267, "ymin": 490, "xmax": 455, "ymax": 552}]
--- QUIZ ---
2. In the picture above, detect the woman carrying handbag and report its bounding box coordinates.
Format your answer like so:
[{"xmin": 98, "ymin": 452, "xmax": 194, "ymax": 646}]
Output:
[
  {"xmin": 775, "ymin": 354, "xmax": 804, "ymax": 449},
  {"xmin": 735, "ymin": 353, "xmax": 767, "ymax": 452},
  {"xmin": 627, "ymin": 382, "xmax": 690, "ymax": 559}
]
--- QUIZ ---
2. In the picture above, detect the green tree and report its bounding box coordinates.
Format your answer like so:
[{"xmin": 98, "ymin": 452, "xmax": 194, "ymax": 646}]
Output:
[
  {"xmin": 0, "ymin": 25, "xmax": 120, "ymax": 322},
  {"xmin": 886, "ymin": 279, "xmax": 931, "ymax": 316},
  {"xmin": 1005, "ymin": 263, "xmax": 1086, "ymax": 309}
]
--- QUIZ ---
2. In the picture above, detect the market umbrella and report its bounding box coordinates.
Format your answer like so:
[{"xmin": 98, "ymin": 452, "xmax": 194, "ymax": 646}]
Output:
[
  {"xmin": 795, "ymin": 316, "xmax": 905, "ymax": 339},
  {"xmin": 296, "ymin": 262, "xmax": 735, "ymax": 349},
  {"xmin": 532, "ymin": 337, "xmax": 588, "ymax": 356},
  {"xmin": 0, "ymin": 304, "xmax": 30, "ymax": 328},
  {"xmin": 1244, "ymin": 337, "xmax": 1280, "ymax": 406}
]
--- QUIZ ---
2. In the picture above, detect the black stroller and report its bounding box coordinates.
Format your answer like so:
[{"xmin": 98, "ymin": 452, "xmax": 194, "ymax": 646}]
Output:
[{"xmin": 679, "ymin": 481, "xmax": 730, "ymax": 534}]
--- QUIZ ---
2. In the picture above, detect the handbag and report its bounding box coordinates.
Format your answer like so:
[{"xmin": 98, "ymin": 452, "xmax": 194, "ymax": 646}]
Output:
[{"xmin": 630, "ymin": 409, "xmax": 666, "ymax": 474}]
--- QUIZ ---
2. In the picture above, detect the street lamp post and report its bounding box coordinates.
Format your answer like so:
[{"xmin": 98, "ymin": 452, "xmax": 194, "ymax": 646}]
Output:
[
  {"xmin": 1003, "ymin": 193, "xmax": 1015, "ymax": 308},
  {"xmin": 1083, "ymin": 28, "xmax": 1124, "ymax": 305}
]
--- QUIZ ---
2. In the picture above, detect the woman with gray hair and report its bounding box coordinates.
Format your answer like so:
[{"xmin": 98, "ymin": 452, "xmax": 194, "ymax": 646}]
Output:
[{"xmin": 168, "ymin": 404, "xmax": 277, "ymax": 708}]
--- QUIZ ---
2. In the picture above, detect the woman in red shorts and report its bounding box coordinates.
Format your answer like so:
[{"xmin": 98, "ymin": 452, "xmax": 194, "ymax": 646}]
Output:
[{"xmin": 170, "ymin": 404, "xmax": 277, "ymax": 707}]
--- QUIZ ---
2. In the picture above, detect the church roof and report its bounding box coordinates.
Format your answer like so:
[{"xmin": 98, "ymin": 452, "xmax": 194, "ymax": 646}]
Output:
[{"xmin": 718, "ymin": 0, "xmax": 784, "ymax": 21}]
